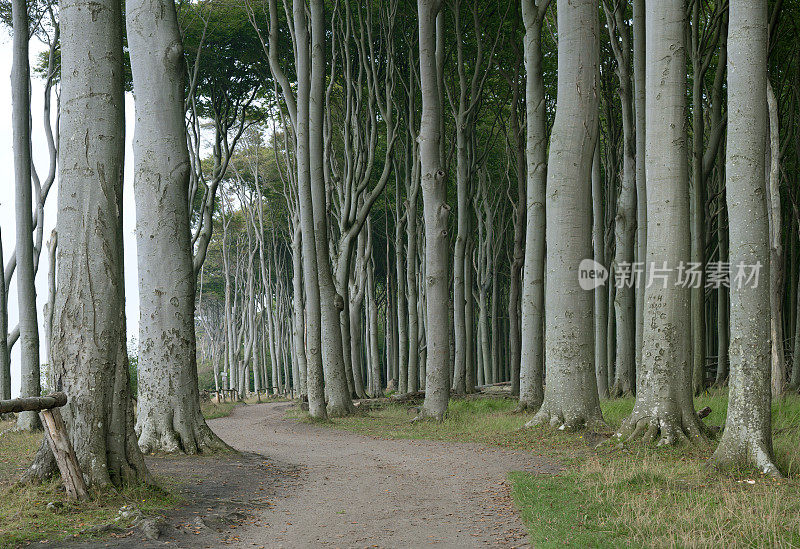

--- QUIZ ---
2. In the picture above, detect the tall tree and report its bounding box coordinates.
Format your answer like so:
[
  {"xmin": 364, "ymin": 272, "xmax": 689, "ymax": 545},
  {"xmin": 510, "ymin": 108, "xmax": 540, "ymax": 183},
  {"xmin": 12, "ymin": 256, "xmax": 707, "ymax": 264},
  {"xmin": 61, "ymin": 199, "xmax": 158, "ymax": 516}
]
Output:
[
  {"xmin": 517, "ymin": 0, "xmax": 551, "ymax": 412},
  {"xmin": 525, "ymin": 0, "xmax": 603, "ymax": 430},
  {"xmin": 248, "ymin": 0, "xmax": 328, "ymax": 418},
  {"xmin": 128, "ymin": 0, "xmax": 229, "ymax": 454},
  {"xmin": 617, "ymin": 0, "xmax": 707, "ymax": 444},
  {"xmin": 310, "ymin": 0, "xmax": 354, "ymax": 416},
  {"xmin": 12, "ymin": 0, "xmax": 41, "ymax": 431},
  {"xmin": 416, "ymin": 0, "xmax": 451, "ymax": 421},
  {"xmin": 26, "ymin": 0, "xmax": 148, "ymax": 487},
  {"xmin": 709, "ymin": 0, "xmax": 780, "ymax": 476},
  {"xmin": 603, "ymin": 0, "xmax": 636, "ymax": 398}
]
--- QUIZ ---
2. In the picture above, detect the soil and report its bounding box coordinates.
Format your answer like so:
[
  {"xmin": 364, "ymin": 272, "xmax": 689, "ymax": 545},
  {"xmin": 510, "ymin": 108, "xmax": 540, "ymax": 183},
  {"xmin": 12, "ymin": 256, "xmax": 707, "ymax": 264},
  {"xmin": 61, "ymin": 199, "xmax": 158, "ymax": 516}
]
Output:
[{"xmin": 30, "ymin": 401, "xmax": 561, "ymax": 548}]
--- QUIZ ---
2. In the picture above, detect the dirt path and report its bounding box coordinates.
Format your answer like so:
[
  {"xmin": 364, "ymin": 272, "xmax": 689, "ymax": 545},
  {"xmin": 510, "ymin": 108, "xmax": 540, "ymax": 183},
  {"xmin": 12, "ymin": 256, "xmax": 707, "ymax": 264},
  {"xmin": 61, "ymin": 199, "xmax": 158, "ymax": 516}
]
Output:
[
  {"xmin": 33, "ymin": 401, "xmax": 559, "ymax": 549},
  {"xmin": 208, "ymin": 401, "xmax": 560, "ymax": 548}
]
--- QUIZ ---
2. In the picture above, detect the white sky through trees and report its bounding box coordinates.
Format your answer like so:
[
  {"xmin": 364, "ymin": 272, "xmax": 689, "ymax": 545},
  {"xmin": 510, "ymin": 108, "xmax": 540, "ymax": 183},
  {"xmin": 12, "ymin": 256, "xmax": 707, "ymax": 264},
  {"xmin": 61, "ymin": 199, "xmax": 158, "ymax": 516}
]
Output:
[{"xmin": 0, "ymin": 29, "xmax": 140, "ymax": 396}]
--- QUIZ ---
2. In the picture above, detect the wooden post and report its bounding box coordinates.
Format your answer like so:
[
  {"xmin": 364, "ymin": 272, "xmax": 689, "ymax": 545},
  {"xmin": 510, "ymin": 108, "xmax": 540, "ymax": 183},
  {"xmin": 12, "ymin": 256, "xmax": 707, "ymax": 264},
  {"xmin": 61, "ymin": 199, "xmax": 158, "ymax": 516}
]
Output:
[
  {"xmin": 39, "ymin": 408, "xmax": 89, "ymax": 501},
  {"xmin": 0, "ymin": 392, "xmax": 89, "ymax": 502}
]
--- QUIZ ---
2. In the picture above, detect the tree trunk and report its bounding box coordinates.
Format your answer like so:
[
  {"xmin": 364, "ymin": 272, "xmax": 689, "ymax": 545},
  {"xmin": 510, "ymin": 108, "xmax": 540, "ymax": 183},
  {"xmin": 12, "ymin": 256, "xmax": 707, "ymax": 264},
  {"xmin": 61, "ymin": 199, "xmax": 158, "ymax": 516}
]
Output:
[
  {"xmin": 127, "ymin": 0, "xmax": 228, "ymax": 454},
  {"xmin": 716, "ymin": 207, "xmax": 730, "ymax": 386},
  {"xmin": 291, "ymin": 224, "xmax": 308, "ymax": 397},
  {"xmin": 766, "ymin": 80, "xmax": 785, "ymax": 397},
  {"xmin": 13, "ymin": 0, "xmax": 42, "ymax": 432},
  {"xmin": 310, "ymin": 0, "xmax": 353, "ymax": 416},
  {"xmin": 632, "ymin": 0, "xmax": 646, "ymax": 376},
  {"xmin": 407, "ymin": 160, "xmax": 421, "ymax": 394},
  {"xmin": 518, "ymin": 0, "xmax": 550, "ymax": 412},
  {"xmin": 293, "ymin": 0, "xmax": 327, "ymax": 419},
  {"xmin": 0, "ymin": 232, "xmax": 9, "ymax": 400},
  {"xmin": 604, "ymin": 1, "xmax": 636, "ymax": 399},
  {"xmin": 27, "ymin": 0, "xmax": 149, "ymax": 487},
  {"xmin": 617, "ymin": 0, "xmax": 707, "ymax": 445},
  {"xmin": 526, "ymin": 0, "xmax": 603, "ymax": 430},
  {"xmin": 592, "ymin": 142, "xmax": 608, "ymax": 398},
  {"xmin": 417, "ymin": 0, "xmax": 450, "ymax": 421},
  {"xmin": 710, "ymin": 0, "xmax": 779, "ymax": 476},
  {"xmin": 690, "ymin": 4, "xmax": 707, "ymax": 395}
]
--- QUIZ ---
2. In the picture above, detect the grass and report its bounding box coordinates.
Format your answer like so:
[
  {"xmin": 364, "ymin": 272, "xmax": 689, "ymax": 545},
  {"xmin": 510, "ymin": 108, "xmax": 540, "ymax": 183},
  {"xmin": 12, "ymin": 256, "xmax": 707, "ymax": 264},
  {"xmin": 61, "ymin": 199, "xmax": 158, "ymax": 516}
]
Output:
[
  {"xmin": 201, "ymin": 393, "xmax": 292, "ymax": 420},
  {"xmin": 308, "ymin": 391, "xmax": 800, "ymax": 548},
  {"xmin": 0, "ymin": 419, "xmax": 179, "ymax": 548}
]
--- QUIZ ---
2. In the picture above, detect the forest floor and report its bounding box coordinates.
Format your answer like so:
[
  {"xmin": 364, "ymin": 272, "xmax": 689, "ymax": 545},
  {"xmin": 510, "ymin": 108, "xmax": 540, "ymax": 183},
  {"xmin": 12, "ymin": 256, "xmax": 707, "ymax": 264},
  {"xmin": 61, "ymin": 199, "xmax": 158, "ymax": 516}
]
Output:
[
  {"xmin": 205, "ymin": 400, "xmax": 559, "ymax": 547},
  {"xmin": 4, "ymin": 392, "xmax": 800, "ymax": 548},
  {"xmin": 320, "ymin": 393, "xmax": 800, "ymax": 548}
]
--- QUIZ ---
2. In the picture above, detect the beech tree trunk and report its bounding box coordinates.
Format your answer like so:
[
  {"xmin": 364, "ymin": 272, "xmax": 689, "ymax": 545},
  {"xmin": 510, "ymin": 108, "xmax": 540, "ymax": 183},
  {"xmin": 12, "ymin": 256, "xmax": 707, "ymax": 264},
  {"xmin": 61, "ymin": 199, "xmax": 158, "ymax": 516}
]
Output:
[
  {"xmin": 310, "ymin": 0, "xmax": 353, "ymax": 416},
  {"xmin": 710, "ymin": 0, "xmax": 779, "ymax": 476},
  {"xmin": 417, "ymin": 0, "xmax": 451, "ymax": 421},
  {"xmin": 518, "ymin": 0, "xmax": 550, "ymax": 411},
  {"xmin": 27, "ymin": 0, "xmax": 149, "ymax": 487},
  {"xmin": 632, "ymin": 0, "xmax": 646, "ymax": 374},
  {"xmin": 526, "ymin": 0, "xmax": 603, "ymax": 430},
  {"xmin": 592, "ymin": 142, "xmax": 608, "ymax": 398},
  {"xmin": 127, "ymin": 0, "xmax": 228, "ymax": 455},
  {"xmin": 13, "ymin": 0, "xmax": 42, "ymax": 432},
  {"xmin": 604, "ymin": 0, "xmax": 636, "ymax": 398},
  {"xmin": 293, "ymin": 0, "xmax": 327, "ymax": 419},
  {"xmin": 617, "ymin": 0, "xmax": 707, "ymax": 445},
  {"xmin": 0, "ymin": 232, "xmax": 9, "ymax": 400}
]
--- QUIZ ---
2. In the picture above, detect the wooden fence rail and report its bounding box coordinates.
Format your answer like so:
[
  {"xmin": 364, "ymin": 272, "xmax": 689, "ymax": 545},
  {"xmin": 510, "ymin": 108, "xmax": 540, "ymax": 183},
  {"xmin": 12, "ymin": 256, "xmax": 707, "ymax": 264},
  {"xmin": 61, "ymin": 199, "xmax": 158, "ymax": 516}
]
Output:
[{"xmin": 0, "ymin": 392, "xmax": 88, "ymax": 501}]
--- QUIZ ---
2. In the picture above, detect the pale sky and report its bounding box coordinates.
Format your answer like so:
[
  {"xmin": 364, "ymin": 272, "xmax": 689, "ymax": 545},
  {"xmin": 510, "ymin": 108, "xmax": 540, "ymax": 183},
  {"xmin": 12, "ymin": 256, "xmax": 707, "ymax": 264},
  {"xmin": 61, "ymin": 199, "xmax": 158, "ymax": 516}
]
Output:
[{"xmin": 0, "ymin": 28, "xmax": 140, "ymax": 396}]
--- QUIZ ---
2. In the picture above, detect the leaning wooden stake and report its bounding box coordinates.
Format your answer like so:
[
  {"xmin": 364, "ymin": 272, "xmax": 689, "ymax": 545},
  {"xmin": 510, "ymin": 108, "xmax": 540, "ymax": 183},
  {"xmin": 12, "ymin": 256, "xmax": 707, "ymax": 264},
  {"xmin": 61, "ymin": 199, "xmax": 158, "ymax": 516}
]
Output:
[
  {"xmin": 0, "ymin": 392, "xmax": 89, "ymax": 501},
  {"xmin": 39, "ymin": 407, "xmax": 89, "ymax": 501}
]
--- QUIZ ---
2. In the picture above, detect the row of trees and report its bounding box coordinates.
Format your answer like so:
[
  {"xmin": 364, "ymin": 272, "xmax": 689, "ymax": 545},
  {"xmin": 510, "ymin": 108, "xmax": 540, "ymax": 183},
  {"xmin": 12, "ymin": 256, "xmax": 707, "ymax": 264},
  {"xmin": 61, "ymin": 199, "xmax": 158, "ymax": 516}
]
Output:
[
  {"xmin": 196, "ymin": 0, "xmax": 798, "ymax": 476},
  {"xmin": 2, "ymin": 0, "xmax": 798, "ymax": 490}
]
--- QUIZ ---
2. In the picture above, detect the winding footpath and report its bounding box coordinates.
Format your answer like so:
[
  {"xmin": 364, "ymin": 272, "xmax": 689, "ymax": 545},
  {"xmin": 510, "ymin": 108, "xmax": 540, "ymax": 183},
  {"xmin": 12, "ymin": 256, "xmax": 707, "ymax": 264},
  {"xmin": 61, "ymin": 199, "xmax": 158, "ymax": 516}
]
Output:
[{"xmin": 208, "ymin": 402, "xmax": 559, "ymax": 548}]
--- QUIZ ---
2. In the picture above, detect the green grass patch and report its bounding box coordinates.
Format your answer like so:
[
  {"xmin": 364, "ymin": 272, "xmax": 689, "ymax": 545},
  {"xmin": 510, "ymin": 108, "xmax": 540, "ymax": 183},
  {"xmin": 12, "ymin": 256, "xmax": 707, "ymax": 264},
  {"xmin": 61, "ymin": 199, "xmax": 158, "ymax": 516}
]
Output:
[
  {"xmin": 201, "ymin": 400, "xmax": 240, "ymax": 420},
  {"xmin": 308, "ymin": 390, "xmax": 800, "ymax": 548},
  {"xmin": 0, "ymin": 419, "xmax": 179, "ymax": 548},
  {"xmin": 201, "ymin": 394, "xmax": 292, "ymax": 420}
]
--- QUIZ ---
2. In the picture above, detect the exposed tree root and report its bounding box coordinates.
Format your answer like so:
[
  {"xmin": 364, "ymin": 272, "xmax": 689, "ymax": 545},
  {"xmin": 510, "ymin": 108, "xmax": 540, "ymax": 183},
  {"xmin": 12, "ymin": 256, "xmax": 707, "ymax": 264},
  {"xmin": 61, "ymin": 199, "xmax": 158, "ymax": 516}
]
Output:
[
  {"xmin": 412, "ymin": 406, "xmax": 446, "ymax": 423},
  {"xmin": 524, "ymin": 405, "xmax": 606, "ymax": 432},
  {"xmin": 709, "ymin": 440, "xmax": 782, "ymax": 478},
  {"xmin": 138, "ymin": 418, "xmax": 232, "ymax": 455},
  {"xmin": 326, "ymin": 400, "xmax": 356, "ymax": 418},
  {"xmin": 616, "ymin": 409, "xmax": 710, "ymax": 446},
  {"xmin": 513, "ymin": 397, "xmax": 543, "ymax": 414},
  {"xmin": 20, "ymin": 438, "xmax": 58, "ymax": 485},
  {"xmin": 608, "ymin": 383, "xmax": 633, "ymax": 399}
]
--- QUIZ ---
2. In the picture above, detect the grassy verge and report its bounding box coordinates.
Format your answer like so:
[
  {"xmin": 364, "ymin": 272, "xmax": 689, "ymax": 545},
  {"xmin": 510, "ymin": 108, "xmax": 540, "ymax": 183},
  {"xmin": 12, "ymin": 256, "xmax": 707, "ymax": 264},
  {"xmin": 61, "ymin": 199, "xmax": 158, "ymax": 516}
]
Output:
[
  {"xmin": 308, "ymin": 391, "xmax": 800, "ymax": 548},
  {"xmin": 201, "ymin": 394, "xmax": 292, "ymax": 420},
  {"xmin": 0, "ymin": 419, "xmax": 179, "ymax": 548}
]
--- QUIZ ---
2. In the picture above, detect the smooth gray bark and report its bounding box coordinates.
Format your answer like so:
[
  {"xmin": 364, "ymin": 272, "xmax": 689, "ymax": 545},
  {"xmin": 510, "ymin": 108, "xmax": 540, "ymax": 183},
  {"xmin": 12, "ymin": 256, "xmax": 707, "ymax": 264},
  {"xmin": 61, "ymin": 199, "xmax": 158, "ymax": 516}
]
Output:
[
  {"xmin": 417, "ymin": 0, "xmax": 451, "ymax": 421},
  {"xmin": 13, "ymin": 0, "xmax": 42, "ymax": 432},
  {"xmin": 127, "ymin": 0, "xmax": 227, "ymax": 455},
  {"xmin": 592, "ymin": 142, "xmax": 608, "ymax": 399},
  {"xmin": 310, "ymin": 0, "xmax": 353, "ymax": 416},
  {"xmin": 294, "ymin": 0, "xmax": 327, "ymax": 418},
  {"xmin": 603, "ymin": 0, "xmax": 636, "ymax": 398},
  {"xmin": 27, "ymin": 0, "xmax": 148, "ymax": 486},
  {"xmin": 617, "ymin": 0, "xmax": 707, "ymax": 445},
  {"xmin": 766, "ymin": 80, "xmax": 785, "ymax": 397},
  {"xmin": 710, "ymin": 0, "xmax": 779, "ymax": 476},
  {"xmin": 0, "ymin": 232, "xmax": 9, "ymax": 400},
  {"xmin": 632, "ymin": 0, "xmax": 646, "ymax": 374},
  {"xmin": 526, "ymin": 0, "xmax": 603, "ymax": 430},
  {"xmin": 518, "ymin": 0, "xmax": 551, "ymax": 411}
]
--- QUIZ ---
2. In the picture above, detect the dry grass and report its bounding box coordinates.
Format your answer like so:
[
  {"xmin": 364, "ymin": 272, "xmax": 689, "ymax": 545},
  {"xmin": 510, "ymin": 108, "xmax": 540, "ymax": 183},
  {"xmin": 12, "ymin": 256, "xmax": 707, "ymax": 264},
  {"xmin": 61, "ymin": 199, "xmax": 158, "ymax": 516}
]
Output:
[
  {"xmin": 0, "ymin": 418, "xmax": 178, "ymax": 548},
  {"xmin": 311, "ymin": 391, "xmax": 800, "ymax": 548},
  {"xmin": 201, "ymin": 393, "xmax": 291, "ymax": 420}
]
